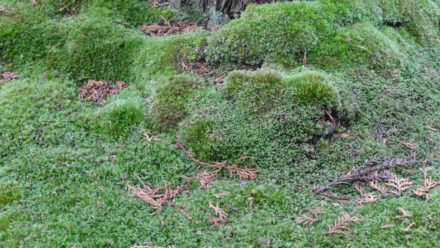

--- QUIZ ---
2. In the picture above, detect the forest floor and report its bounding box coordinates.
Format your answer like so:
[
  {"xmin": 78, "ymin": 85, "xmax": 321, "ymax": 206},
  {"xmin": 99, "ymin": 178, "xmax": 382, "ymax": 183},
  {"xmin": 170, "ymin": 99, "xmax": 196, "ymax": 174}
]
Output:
[{"xmin": 0, "ymin": 0, "xmax": 440, "ymax": 247}]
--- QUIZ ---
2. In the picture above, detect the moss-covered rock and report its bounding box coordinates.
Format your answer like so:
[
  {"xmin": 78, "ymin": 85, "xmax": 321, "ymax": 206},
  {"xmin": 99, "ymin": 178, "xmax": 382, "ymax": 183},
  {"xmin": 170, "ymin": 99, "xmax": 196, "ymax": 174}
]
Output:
[
  {"xmin": 285, "ymin": 71, "xmax": 341, "ymax": 109},
  {"xmin": 150, "ymin": 75, "xmax": 204, "ymax": 131},
  {"xmin": 309, "ymin": 23, "xmax": 407, "ymax": 72},
  {"xmin": 207, "ymin": 0, "xmax": 439, "ymax": 68},
  {"xmin": 207, "ymin": 2, "xmax": 332, "ymax": 66},
  {"xmin": 95, "ymin": 98, "xmax": 145, "ymax": 137},
  {"xmin": 64, "ymin": 17, "xmax": 143, "ymax": 82},
  {"xmin": 221, "ymin": 70, "xmax": 283, "ymax": 114}
]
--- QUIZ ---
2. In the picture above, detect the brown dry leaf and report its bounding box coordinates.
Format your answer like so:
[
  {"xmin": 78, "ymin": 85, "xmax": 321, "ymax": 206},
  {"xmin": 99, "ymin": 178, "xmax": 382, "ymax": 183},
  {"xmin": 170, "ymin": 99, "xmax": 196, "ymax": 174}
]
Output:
[
  {"xmin": 195, "ymin": 172, "xmax": 216, "ymax": 189},
  {"xmin": 140, "ymin": 17, "xmax": 200, "ymax": 37},
  {"xmin": 413, "ymin": 167, "xmax": 439, "ymax": 199},
  {"xmin": 356, "ymin": 193, "xmax": 379, "ymax": 205},
  {"xmin": 369, "ymin": 180, "xmax": 388, "ymax": 195},
  {"xmin": 126, "ymin": 181, "xmax": 182, "ymax": 211},
  {"xmin": 307, "ymin": 208, "xmax": 323, "ymax": 217},
  {"xmin": 327, "ymin": 213, "xmax": 361, "ymax": 235},
  {"xmin": 226, "ymin": 166, "xmax": 258, "ymax": 179},
  {"xmin": 401, "ymin": 222, "xmax": 416, "ymax": 233},
  {"xmin": 338, "ymin": 132, "xmax": 350, "ymax": 139},
  {"xmin": 150, "ymin": 0, "xmax": 170, "ymax": 8},
  {"xmin": 386, "ymin": 174, "xmax": 413, "ymax": 196},
  {"xmin": 208, "ymin": 202, "xmax": 228, "ymax": 226},
  {"xmin": 179, "ymin": 61, "xmax": 212, "ymax": 77},
  {"xmin": 208, "ymin": 202, "xmax": 228, "ymax": 220},
  {"xmin": 1, "ymin": 71, "xmax": 19, "ymax": 82},
  {"xmin": 297, "ymin": 214, "xmax": 318, "ymax": 226},
  {"xmin": 394, "ymin": 208, "xmax": 413, "ymax": 220},
  {"xmin": 319, "ymin": 191, "xmax": 351, "ymax": 201},
  {"xmin": 143, "ymin": 132, "xmax": 159, "ymax": 143},
  {"xmin": 79, "ymin": 80, "xmax": 127, "ymax": 104}
]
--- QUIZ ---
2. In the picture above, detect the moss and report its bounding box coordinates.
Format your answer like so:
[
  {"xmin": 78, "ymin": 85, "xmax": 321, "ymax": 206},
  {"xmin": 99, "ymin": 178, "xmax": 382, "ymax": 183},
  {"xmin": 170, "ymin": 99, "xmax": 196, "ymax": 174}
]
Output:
[
  {"xmin": 150, "ymin": 75, "xmax": 204, "ymax": 131},
  {"xmin": 207, "ymin": 0, "xmax": 439, "ymax": 68},
  {"xmin": 63, "ymin": 16, "xmax": 143, "ymax": 82},
  {"xmin": 309, "ymin": 23, "xmax": 407, "ymax": 72},
  {"xmin": 0, "ymin": 17, "xmax": 68, "ymax": 68},
  {"xmin": 131, "ymin": 32, "xmax": 208, "ymax": 83},
  {"xmin": 0, "ymin": 183, "xmax": 21, "ymax": 207},
  {"xmin": 285, "ymin": 71, "xmax": 341, "ymax": 109},
  {"xmin": 95, "ymin": 98, "xmax": 145, "ymax": 137},
  {"xmin": 177, "ymin": 116, "xmax": 219, "ymax": 161},
  {"xmin": 221, "ymin": 70, "xmax": 283, "ymax": 114},
  {"xmin": 0, "ymin": 79, "xmax": 82, "ymax": 159},
  {"xmin": 84, "ymin": 0, "xmax": 174, "ymax": 26},
  {"xmin": 32, "ymin": 0, "xmax": 173, "ymax": 26},
  {"xmin": 207, "ymin": 2, "xmax": 332, "ymax": 66}
]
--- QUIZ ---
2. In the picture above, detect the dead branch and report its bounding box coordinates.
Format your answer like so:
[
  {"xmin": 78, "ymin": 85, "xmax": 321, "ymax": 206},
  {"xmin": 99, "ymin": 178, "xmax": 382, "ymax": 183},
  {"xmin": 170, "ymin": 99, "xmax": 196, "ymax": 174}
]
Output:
[
  {"xmin": 313, "ymin": 157, "xmax": 434, "ymax": 195},
  {"xmin": 171, "ymin": 203, "xmax": 194, "ymax": 222},
  {"xmin": 394, "ymin": 208, "xmax": 412, "ymax": 220},
  {"xmin": 401, "ymin": 222, "xmax": 416, "ymax": 233}
]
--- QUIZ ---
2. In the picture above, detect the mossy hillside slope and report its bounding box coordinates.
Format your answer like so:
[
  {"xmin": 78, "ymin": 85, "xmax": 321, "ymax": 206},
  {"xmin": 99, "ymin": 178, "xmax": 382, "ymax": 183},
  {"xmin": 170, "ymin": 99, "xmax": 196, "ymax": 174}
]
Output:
[{"xmin": 0, "ymin": 0, "xmax": 439, "ymax": 247}]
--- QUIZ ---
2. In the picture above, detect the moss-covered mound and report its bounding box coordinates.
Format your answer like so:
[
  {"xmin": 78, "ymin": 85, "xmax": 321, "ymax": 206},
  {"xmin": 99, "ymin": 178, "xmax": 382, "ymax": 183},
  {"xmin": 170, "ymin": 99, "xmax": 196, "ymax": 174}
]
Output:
[
  {"xmin": 207, "ymin": 0, "xmax": 439, "ymax": 69},
  {"xmin": 177, "ymin": 69, "xmax": 342, "ymax": 161}
]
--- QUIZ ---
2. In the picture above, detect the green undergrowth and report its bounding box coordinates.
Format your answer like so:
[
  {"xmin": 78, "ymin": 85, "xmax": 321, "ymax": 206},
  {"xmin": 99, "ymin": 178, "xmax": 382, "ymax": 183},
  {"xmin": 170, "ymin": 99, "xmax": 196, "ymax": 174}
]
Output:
[
  {"xmin": 2, "ymin": 0, "xmax": 173, "ymax": 26},
  {"xmin": 0, "ymin": 0, "xmax": 440, "ymax": 247}
]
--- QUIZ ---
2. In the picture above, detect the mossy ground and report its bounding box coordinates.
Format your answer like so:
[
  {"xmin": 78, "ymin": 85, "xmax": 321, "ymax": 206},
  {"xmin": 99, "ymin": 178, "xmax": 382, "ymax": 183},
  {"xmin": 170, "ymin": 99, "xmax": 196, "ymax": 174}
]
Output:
[{"xmin": 0, "ymin": 0, "xmax": 439, "ymax": 247}]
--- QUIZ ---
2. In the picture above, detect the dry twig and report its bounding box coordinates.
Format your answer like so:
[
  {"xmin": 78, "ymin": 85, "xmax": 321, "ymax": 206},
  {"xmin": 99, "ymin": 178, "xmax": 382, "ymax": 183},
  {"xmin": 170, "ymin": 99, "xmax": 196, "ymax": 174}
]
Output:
[
  {"xmin": 401, "ymin": 222, "xmax": 416, "ymax": 233},
  {"xmin": 171, "ymin": 203, "xmax": 195, "ymax": 222},
  {"xmin": 195, "ymin": 172, "xmax": 217, "ymax": 189},
  {"xmin": 176, "ymin": 139, "xmax": 258, "ymax": 179},
  {"xmin": 126, "ymin": 181, "xmax": 182, "ymax": 211},
  {"xmin": 313, "ymin": 157, "xmax": 433, "ymax": 195},
  {"xmin": 394, "ymin": 208, "xmax": 412, "ymax": 220}
]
